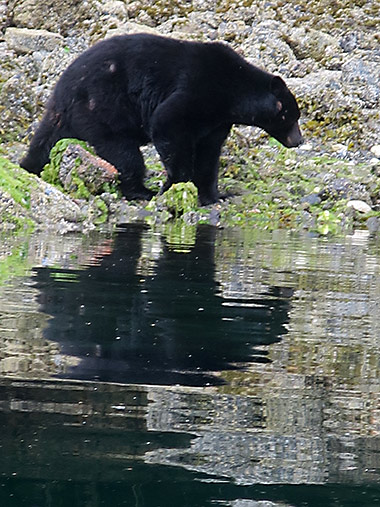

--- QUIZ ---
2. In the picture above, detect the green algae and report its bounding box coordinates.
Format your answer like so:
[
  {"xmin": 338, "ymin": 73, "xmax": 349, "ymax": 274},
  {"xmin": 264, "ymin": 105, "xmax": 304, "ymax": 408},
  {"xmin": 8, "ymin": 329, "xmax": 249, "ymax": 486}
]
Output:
[
  {"xmin": 0, "ymin": 155, "xmax": 37, "ymax": 208},
  {"xmin": 143, "ymin": 137, "xmax": 380, "ymax": 235},
  {"xmin": 146, "ymin": 181, "xmax": 199, "ymax": 219},
  {"xmin": 2, "ymin": 132, "xmax": 378, "ymax": 238},
  {"xmin": 0, "ymin": 156, "xmax": 37, "ymax": 231},
  {"xmin": 217, "ymin": 143, "xmax": 376, "ymax": 234}
]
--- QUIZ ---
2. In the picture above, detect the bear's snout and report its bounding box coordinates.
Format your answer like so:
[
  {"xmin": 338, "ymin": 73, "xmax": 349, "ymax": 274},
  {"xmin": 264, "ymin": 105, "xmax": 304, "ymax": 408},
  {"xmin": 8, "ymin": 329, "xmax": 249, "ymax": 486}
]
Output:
[{"xmin": 284, "ymin": 122, "xmax": 304, "ymax": 148}]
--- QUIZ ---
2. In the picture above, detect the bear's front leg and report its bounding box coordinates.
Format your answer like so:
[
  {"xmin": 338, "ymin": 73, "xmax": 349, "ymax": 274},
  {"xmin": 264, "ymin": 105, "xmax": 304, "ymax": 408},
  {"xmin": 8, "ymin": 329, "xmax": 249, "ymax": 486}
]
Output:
[
  {"xmin": 193, "ymin": 124, "xmax": 231, "ymax": 205},
  {"xmin": 151, "ymin": 94, "xmax": 196, "ymax": 193}
]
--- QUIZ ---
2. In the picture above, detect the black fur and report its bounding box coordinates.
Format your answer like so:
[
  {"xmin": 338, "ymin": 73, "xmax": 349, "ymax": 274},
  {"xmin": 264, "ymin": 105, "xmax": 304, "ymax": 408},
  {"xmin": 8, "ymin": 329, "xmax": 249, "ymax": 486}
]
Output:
[{"xmin": 21, "ymin": 34, "xmax": 303, "ymax": 204}]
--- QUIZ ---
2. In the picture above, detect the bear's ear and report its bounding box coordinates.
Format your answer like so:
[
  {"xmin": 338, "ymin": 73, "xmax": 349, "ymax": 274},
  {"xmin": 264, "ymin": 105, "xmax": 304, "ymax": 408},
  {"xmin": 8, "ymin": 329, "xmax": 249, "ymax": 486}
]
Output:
[{"xmin": 271, "ymin": 76, "xmax": 286, "ymax": 97}]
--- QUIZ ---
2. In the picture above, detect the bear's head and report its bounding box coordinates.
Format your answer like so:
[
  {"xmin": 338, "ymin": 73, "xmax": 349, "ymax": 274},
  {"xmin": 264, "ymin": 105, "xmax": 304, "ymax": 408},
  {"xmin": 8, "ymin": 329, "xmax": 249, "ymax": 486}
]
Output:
[{"xmin": 255, "ymin": 76, "xmax": 304, "ymax": 148}]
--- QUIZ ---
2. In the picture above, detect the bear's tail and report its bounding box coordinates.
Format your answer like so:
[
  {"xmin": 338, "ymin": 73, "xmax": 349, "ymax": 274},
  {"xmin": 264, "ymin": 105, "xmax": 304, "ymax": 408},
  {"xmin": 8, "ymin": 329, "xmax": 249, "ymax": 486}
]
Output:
[{"xmin": 20, "ymin": 104, "xmax": 68, "ymax": 175}]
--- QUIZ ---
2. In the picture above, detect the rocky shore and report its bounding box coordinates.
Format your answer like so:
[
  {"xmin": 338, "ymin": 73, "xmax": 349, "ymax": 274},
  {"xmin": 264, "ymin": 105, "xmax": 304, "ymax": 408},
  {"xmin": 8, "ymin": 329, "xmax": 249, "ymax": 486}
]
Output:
[{"xmin": 0, "ymin": 0, "xmax": 379, "ymax": 234}]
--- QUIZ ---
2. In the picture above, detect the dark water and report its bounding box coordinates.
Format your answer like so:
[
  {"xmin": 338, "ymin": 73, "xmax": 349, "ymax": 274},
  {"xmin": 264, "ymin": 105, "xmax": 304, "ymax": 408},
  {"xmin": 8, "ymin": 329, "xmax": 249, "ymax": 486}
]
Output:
[{"xmin": 1, "ymin": 223, "xmax": 380, "ymax": 506}]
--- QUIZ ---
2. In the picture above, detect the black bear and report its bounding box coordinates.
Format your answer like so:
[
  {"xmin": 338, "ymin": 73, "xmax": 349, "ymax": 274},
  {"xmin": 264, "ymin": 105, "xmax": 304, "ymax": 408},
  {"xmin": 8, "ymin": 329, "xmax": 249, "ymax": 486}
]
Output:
[{"xmin": 21, "ymin": 33, "xmax": 303, "ymax": 205}]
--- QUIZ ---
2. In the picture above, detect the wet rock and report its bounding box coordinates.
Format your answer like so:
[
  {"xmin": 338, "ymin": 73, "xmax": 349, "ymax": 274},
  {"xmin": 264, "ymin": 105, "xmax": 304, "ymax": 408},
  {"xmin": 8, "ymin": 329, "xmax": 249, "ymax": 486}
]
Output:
[
  {"xmin": 300, "ymin": 210, "xmax": 317, "ymax": 230},
  {"xmin": 209, "ymin": 208, "xmax": 221, "ymax": 226},
  {"xmin": 183, "ymin": 210, "xmax": 200, "ymax": 225},
  {"xmin": 29, "ymin": 181, "xmax": 84, "ymax": 227},
  {"xmin": 0, "ymin": 157, "xmax": 86, "ymax": 231},
  {"xmin": 4, "ymin": 27, "xmax": 63, "ymax": 54},
  {"xmin": 319, "ymin": 176, "xmax": 372, "ymax": 207},
  {"xmin": 1, "ymin": 0, "xmax": 379, "ymax": 235},
  {"xmin": 322, "ymin": 178, "xmax": 350, "ymax": 199}
]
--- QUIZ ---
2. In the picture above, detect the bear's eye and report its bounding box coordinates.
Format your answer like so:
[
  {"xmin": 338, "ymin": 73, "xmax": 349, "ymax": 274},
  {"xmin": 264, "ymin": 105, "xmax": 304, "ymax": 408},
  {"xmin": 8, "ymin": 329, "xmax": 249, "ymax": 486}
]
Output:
[{"xmin": 280, "ymin": 109, "xmax": 288, "ymax": 121}]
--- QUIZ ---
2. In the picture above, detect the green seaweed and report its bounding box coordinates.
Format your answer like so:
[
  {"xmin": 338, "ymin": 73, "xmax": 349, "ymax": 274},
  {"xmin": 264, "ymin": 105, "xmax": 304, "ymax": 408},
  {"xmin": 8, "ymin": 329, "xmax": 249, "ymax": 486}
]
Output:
[{"xmin": 146, "ymin": 181, "xmax": 199, "ymax": 218}]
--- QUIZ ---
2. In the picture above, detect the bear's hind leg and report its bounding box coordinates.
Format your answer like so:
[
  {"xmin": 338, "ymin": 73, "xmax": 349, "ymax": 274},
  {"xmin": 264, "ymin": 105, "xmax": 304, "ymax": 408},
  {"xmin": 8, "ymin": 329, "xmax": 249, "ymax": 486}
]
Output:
[{"xmin": 21, "ymin": 110, "xmax": 68, "ymax": 174}]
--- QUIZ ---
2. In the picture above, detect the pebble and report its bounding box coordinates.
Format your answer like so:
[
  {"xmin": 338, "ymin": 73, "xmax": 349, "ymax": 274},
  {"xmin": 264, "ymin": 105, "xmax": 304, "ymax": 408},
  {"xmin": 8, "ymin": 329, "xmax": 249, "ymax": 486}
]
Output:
[
  {"xmin": 298, "ymin": 143, "xmax": 313, "ymax": 151},
  {"xmin": 370, "ymin": 145, "xmax": 380, "ymax": 158},
  {"xmin": 346, "ymin": 200, "xmax": 372, "ymax": 214}
]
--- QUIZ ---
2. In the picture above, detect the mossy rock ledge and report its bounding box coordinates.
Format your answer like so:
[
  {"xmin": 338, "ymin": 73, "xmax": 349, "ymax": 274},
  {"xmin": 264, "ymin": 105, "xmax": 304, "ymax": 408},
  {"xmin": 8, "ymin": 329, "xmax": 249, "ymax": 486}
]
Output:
[{"xmin": 0, "ymin": 155, "xmax": 86, "ymax": 232}]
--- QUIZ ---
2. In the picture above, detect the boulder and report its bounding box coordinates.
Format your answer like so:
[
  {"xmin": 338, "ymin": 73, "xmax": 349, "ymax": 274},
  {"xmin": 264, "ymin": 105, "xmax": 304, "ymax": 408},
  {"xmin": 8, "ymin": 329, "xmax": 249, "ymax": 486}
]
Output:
[{"xmin": 4, "ymin": 27, "xmax": 63, "ymax": 54}]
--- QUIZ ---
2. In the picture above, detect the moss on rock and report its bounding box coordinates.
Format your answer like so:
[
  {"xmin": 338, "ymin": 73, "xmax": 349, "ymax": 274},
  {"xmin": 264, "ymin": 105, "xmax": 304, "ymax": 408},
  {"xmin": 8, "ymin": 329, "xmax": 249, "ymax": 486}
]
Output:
[{"xmin": 41, "ymin": 137, "xmax": 94, "ymax": 188}]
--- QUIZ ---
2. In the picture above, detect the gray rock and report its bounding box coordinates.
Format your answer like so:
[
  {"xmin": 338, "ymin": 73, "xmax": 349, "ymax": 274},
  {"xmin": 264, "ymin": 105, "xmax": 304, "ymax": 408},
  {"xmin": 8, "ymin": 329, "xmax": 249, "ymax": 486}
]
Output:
[
  {"xmin": 241, "ymin": 22, "xmax": 300, "ymax": 77},
  {"xmin": 301, "ymin": 193, "xmax": 321, "ymax": 206},
  {"xmin": 284, "ymin": 27, "xmax": 342, "ymax": 67},
  {"xmin": 11, "ymin": 0, "xmax": 100, "ymax": 37},
  {"xmin": 339, "ymin": 32, "xmax": 358, "ymax": 53},
  {"xmin": 4, "ymin": 27, "xmax": 63, "ymax": 54},
  {"xmin": 366, "ymin": 216, "xmax": 379, "ymax": 233},
  {"xmin": 371, "ymin": 145, "xmax": 380, "ymax": 158},
  {"xmin": 0, "ymin": 73, "xmax": 34, "ymax": 139},
  {"xmin": 105, "ymin": 22, "xmax": 161, "ymax": 39},
  {"xmin": 29, "ymin": 181, "xmax": 84, "ymax": 227},
  {"xmin": 320, "ymin": 177, "xmax": 372, "ymax": 205},
  {"xmin": 341, "ymin": 57, "xmax": 380, "ymax": 107}
]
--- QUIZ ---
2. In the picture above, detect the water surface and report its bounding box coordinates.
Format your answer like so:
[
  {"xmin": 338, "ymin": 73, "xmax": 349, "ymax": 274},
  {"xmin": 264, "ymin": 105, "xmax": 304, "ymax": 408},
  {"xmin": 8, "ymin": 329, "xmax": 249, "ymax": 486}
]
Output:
[{"xmin": 1, "ymin": 224, "xmax": 380, "ymax": 506}]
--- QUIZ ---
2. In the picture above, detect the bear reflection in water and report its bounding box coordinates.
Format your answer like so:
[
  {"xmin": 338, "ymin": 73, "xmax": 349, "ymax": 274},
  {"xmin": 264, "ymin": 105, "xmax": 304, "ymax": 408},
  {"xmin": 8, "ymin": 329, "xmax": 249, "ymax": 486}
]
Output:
[{"xmin": 33, "ymin": 225, "xmax": 293, "ymax": 386}]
